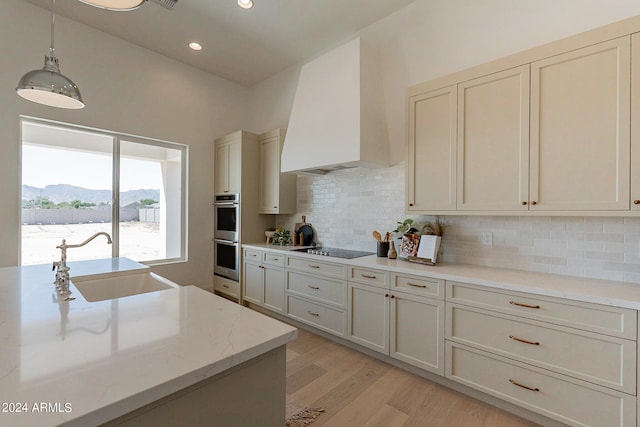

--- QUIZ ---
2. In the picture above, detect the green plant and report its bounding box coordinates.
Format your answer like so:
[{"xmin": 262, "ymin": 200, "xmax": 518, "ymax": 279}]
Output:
[
  {"xmin": 271, "ymin": 228, "xmax": 291, "ymax": 246},
  {"xmin": 393, "ymin": 218, "xmax": 419, "ymax": 235}
]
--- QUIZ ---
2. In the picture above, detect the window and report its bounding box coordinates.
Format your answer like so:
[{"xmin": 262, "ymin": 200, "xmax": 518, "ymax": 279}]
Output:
[{"xmin": 20, "ymin": 118, "xmax": 187, "ymax": 266}]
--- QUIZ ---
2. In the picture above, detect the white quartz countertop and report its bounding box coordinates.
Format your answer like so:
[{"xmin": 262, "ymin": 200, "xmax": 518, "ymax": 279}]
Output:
[
  {"xmin": 0, "ymin": 258, "xmax": 297, "ymax": 427},
  {"xmin": 244, "ymin": 243, "xmax": 640, "ymax": 310}
]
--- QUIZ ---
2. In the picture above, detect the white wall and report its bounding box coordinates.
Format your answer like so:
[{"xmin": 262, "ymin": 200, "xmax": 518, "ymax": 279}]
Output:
[
  {"xmin": 248, "ymin": 0, "xmax": 640, "ymax": 284},
  {"xmin": 1, "ymin": 0, "xmax": 249, "ymax": 287}
]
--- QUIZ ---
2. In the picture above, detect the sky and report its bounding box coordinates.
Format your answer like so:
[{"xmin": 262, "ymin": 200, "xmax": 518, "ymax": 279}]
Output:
[{"xmin": 22, "ymin": 145, "xmax": 161, "ymax": 191}]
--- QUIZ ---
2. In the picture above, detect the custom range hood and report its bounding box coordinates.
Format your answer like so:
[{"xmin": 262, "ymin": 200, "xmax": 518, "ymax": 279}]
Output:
[{"xmin": 281, "ymin": 37, "xmax": 389, "ymax": 175}]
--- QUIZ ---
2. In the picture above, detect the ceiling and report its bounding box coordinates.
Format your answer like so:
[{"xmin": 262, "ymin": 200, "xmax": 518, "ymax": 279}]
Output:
[{"xmin": 22, "ymin": 0, "xmax": 416, "ymax": 86}]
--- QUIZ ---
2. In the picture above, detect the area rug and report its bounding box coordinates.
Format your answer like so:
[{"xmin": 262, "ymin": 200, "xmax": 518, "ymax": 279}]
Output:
[{"xmin": 285, "ymin": 394, "xmax": 325, "ymax": 427}]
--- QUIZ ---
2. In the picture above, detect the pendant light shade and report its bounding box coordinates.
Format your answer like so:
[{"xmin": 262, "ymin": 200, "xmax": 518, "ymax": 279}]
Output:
[
  {"xmin": 16, "ymin": 0, "xmax": 84, "ymax": 109},
  {"xmin": 76, "ymin": 0, "xmax": 145, "ymax": 11}
]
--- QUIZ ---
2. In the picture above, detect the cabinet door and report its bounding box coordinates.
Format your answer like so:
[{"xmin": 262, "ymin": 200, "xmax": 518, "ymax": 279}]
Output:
[
  {"xmin": 407, "ymin": 85, "xmax": 457, "ymax": 212},
  {"xmin": 263, "ymin": 265, "xmax": 285, "ymax": 313},
  {"xmin": 631, "ymin": 33, "xmax": 640, "ymax": 210},
  {"xmin": 347, "ymin": 282, "xmax": 389, "ymax": 354},
  {"xmin": 259, "ymin": 136, "xmax": 279, "ymax": 214},
  {"xmin": 227, "ymin": 140, "xmax": 242, "ymax": 194},
  {"xmin": 243, "ymin": 262, "xmax": 263, "ymax": 305},
  {"xmin": 457, "ymin": 66, "xmax": 530, "ymax": 211},
  {"xmin": 530, "ymin": 37, "xmax": 630, "ymax": 211},
  {"xmin": 390, "ymin": 292, "xmax": 445, "ymax": 375},
  {"xmin": 214, "ymin": 143, "xmax": 229, "ymax": 194}
]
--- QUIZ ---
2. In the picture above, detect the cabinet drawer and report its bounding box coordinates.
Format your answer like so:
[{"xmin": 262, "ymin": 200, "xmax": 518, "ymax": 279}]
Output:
[
  {"xmin": 446, "ymin": 342, "xmax": 636, "ymax": 427},
  {"xmin": 286, "ymin": 256, "xmax": 346, "ymax": 279},
  {"xmin": 287, "ymin": 271, "xmax": 346, "ymax": 307},
  {"xmin": 214, "ymin": 276, "xmax": 239, "ymax": 298},
  {"xmin": 392, "ymin": 273, "xmax": 443, "ymax": 299},
  {"xmin": 447, "ymin": 304, "xmax": 636, "ymax": 394},
  {"xmin": 243, "ymin": 249, "xmax": 262, "ymax": 265},
  {"xmin": 263, "ymin": 252, "xmax": 285, "ymax": 267},
  {"xmin": 447, "ymin": 281, "xmax": 637, "ymax": 339},
  {"xmin": 287, "ymin": 295, "xmax": 346, "ymax": 336},
  {"xmin": 349, "ymin": 267, "xmax": 388, "ymax": 288}
]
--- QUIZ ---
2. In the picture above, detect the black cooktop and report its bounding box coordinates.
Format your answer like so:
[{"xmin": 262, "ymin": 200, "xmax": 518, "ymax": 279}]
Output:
[{"xmin": 303, "ymin": 247, "xmax": 374, "ymax": 259}]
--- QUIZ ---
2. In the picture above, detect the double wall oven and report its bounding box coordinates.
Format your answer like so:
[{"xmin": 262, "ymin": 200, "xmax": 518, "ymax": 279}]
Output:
[{"xmin": 214, "ymin": 193, "xmax": 239, "ymax": 281}]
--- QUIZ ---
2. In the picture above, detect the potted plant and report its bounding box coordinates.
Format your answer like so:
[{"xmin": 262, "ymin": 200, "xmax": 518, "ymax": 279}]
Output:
[{"xmin": 393, "ymin": 218, "xmax": 420, "ymax": 258}]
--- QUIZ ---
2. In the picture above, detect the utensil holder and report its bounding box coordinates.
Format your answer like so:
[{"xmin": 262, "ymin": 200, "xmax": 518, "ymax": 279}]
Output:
[{"xmin": 376, "ymin": 241, "xmax": 389, "ymax": 257}]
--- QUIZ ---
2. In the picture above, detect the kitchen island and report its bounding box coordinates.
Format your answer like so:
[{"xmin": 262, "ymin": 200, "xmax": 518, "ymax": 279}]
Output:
[{"xmin": 0, "ymin": 258, "xmax": 297, "ymax": 427}]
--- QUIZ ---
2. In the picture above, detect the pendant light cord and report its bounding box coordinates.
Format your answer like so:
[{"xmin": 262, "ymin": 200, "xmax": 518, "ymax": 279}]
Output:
[{"xmin": 50, "ymin": 0, "xmax": 55, "ymax": 56}]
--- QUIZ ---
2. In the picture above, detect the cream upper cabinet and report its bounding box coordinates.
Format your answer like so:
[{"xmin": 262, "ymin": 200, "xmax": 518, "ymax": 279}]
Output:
[
  {"xmin": 214, "ymin": 137, "xmax": 241, "ymax": 194},
  {"xmin": 530, "ymin": 37, "xmax": 630, "ymax": 211},
  {"xmin": 457, "ymin": 65, "xmax": 530, "ymax": 211},
  {"xmin": 258, "ymin": 129, "xmax": 296, "ymax": 214},
  {"xmin": 631, "ymin": 33, "xmax": 640, "ymax": 211},
  {"xmin": 407, "ymin": 85, "xmax": 457, "ymax": 212}
]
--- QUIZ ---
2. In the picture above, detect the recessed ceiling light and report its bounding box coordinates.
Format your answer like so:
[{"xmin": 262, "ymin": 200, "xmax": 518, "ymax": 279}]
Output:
[
  {"xmin": 237, "ymin": 0, "xmax": 253, "ymax": 9},
  {"xmin": 189, "ymin": 42, "xmax": 203, "ymax": 51}
]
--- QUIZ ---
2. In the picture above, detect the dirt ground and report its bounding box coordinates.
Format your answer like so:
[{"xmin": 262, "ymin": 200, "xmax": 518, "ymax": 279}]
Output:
[{"xmin": 21, "ymin": 222, "xmax": 160, "ymax": 265}]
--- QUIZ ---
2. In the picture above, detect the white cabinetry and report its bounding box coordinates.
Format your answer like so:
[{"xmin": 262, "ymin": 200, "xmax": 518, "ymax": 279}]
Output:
[
  {"xmin": 407, "ymin": 30, "xmax": 634, "ymax": 215},
  {"xmin": 214, "ymin": 134, "xmax": 241, "ymax": 195},
  {"xmin": 285, "ymin": 256, "xmax": 347, "ymax": 337},
  {"xmin": 258, "ymin": 129, "xmax": 297, "ymax": 214},
  {"xmin": 457, "ymin": 65, "xmax": 530, "ymax": 211},
  {"xmin": 347, "ymin": 268, "xmax": 445, "ymax": 375},
  {"xmin": 530, "ymin": 37, "xmax": 630, "ymax": 211},
  {"xmin": 445, "ymin": 281, "xmax": 637, "ymax": 426},
  {"xmin": 407, "ymin": 86, "xmax": 457, "ymax": 212},
  {"xmin": 242, "ymin": 248, "xmax": 285, "ymax": 314},
  {"xmin": 630, "ymin": 33, "xmax": 640, "ymax": 211}
]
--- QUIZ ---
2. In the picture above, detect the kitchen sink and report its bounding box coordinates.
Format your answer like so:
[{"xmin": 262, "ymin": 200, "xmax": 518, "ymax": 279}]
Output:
[{"xmin": 70, "ymin": 272, "xmax": 179, "ymax": 302}]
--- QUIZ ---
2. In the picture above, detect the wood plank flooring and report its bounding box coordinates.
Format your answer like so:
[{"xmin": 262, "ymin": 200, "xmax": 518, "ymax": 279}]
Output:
[{"xmin": 286, "ymin": 329, "xmax": 540, "ymax": 427}]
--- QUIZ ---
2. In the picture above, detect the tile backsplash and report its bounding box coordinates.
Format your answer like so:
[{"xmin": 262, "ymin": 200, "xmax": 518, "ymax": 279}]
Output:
[{"xmin": 277, "ymin": 164, "xmax": 640, "ymax": 284}]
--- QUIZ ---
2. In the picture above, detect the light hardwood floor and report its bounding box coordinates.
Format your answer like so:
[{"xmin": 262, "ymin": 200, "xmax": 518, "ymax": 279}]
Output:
[{"xmin": 286, "ymin": 329, "xmax": 540, "ymax": 427}]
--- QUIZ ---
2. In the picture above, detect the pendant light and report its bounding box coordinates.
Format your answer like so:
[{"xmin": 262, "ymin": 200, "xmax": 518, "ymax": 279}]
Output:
[
  {"xmin": 76, "ymin": 0, "xmax": 145, "ymax": 11},
  {"xmin": 16, "ymin": 0, "xmax": 84, "ymax": 109}
]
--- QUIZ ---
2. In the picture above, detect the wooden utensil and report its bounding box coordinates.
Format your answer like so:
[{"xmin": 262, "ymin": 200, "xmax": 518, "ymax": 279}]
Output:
[{"xmin": 373, "ymin": 230, "xmax": 382, "ymax": 241}]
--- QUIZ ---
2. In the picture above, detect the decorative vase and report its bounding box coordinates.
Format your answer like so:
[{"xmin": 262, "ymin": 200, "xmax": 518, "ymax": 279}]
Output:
[{"xmin": 387, "ymin": 241, "xmax": 397, "ymax": 259}]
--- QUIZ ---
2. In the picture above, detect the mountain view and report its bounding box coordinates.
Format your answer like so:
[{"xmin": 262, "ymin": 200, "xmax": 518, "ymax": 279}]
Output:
[{"xmin": 22, "ymin": 184, "xmax": 160, "ymax": 206}]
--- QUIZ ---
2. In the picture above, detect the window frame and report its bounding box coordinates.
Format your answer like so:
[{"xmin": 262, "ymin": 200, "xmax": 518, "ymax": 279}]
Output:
[{"xmin": 19, "ymin": 116, "xmax": 189, "ymax": 266}]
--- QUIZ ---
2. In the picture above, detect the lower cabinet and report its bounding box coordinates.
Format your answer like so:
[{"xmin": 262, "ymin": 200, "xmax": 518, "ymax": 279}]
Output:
[
  {"xmin": 447, "ymin": 342, "xmax": 636, "ymax": 427},
  {"xmin": 242, "ymin": 249, "xmax": 285, "ymax": 314},
  {"xmin": 284, "ymin": 256, "xmax": 347, "ymax": 337},
  {"xmin": 445, "ymin": 281, "xmax": 638, "ymax": 426},
  {"xmin": 241, "ymin": 247, "xmax": 640, "ymax": 426},
  {"xmin": 347, "ymin": 270, "xmax": 445, "ymax": 375},
  {"xmin": 214, "ymin": 275, "xmax": 239, "ymax": 300}
]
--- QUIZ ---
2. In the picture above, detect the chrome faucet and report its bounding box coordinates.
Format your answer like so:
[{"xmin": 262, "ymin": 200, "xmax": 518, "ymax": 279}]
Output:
[{"xmin": 53, "ymin": 232, "xmax": 113, "ymax": 297}]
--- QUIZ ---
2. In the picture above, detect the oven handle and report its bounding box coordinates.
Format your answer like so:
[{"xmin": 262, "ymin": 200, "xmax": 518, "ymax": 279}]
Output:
[
  {"xmin": 213, "ymin": 201, "xmax": 239, "ymax": 207},
  {"xmin": 214, "ymin": 239, "xmax": 239, "ymax": 245}
]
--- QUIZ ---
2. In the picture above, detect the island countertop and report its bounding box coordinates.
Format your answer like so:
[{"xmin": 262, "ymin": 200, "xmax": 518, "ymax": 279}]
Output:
[{"xmin": 0, "ymin": 259, "xmax": 297, "ymax": 427}]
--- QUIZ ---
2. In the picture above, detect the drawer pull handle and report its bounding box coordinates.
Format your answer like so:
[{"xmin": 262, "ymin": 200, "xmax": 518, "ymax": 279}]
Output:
[
  {"xmin": 407, "ymin": 282, "xmax": 427, "ymax": 288},
  {"xmin": 307, "ymin": 310, "xmax": 320, "ymax": 317},
  {"xmin": 361, "ymin": 274, "xmax": 377, "ymax": 279},
  {"xmin": 223, "ymin": 284, "xmax": 230, "ymax": 289},
  {"xmin": 509, "ymin": 301, "xmax": 540, "ymax": 309},
  {"xmin": 509, "ymin": 335, "xmax": 540, "ymax": 346},
  {"xmin": 309, "ymin": 265, "xmax": 321, "ymax": 269},
  {"xmin": 509, "ymin": 379, "xmax": 539, "ymax": 392},
  {"xmin": 307, "ymin": 285, "xmax": 320, "ymax": 290}
]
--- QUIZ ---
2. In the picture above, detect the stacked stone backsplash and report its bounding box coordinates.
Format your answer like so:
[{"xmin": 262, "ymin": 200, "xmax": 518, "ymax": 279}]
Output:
[{"xmin": 277, "ymin": 164, "xmax": 640, "ymax": 284}]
